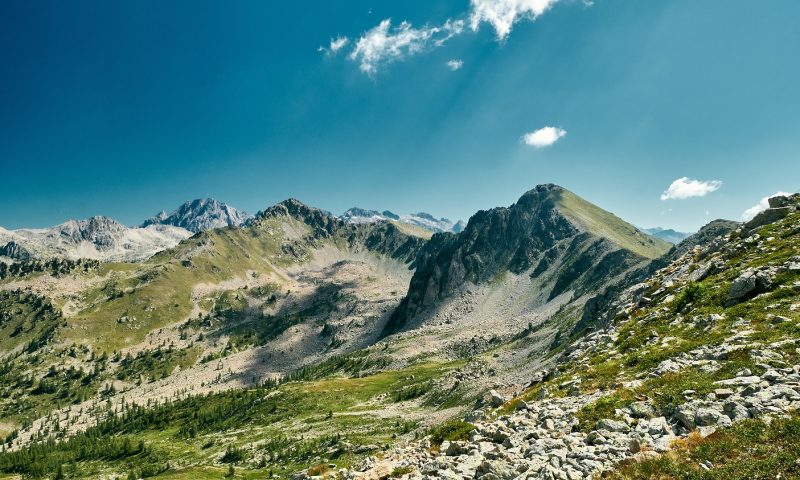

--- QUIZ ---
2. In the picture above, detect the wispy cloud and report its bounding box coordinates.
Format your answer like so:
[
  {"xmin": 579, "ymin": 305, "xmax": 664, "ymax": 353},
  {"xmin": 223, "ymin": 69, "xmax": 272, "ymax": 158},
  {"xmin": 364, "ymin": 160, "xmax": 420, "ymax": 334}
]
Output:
[
  {"xmin": 446, "ymin": 59, "xmax": 464, "ymax": 71},
  {"xmin": 318, "ymin": 36, "xmax": 350, "ymax": 55},
  {"xmin": 339, "ymin": 0, "xmax": 570, "ymax": 74},
  {"xmin": 660, "ymin": 177, "xmax": 722, "ymax": 200},
  {"xmin": 349, "ymin": 19, "xmax": 464, "ymax": 75},
  {"xmin": 522, "ymin": 126, "xmax": 567, "ymax": 148},
  {"xmin": 470, "ymin": 0, "xmax": 560, "ymax": 40},
  {"xmin": 330, "ymin": 36, "xmax": 349, "ymax": 53},
  {"xmin": 741, "ymin": 191, "xmax": 791, "ymax": 220}
]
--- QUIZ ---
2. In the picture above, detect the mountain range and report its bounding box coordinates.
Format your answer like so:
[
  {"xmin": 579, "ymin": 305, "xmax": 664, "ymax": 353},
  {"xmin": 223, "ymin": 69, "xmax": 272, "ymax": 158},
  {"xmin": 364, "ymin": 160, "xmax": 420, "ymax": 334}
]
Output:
[
  {"xmin": 0, "ymin": 200, "xmax": 469, "ymax": 263},
  {"xmin": 0, "ymin": 217, "xmax": 191, "ymax": 262},
  {"xmin": 1, "ymin": 186, "xmax": 798, "ymax": 479},
  {"xmin": 340, "ymin": 207, "xmax": 466, "ymax": 233},
  {"xmin": 1, "ymin": 197, "xmax": 688, "ymax": 266},
  {"xmin": 641, "ymin": 226, "xmax": 693, "ymax": 244}
]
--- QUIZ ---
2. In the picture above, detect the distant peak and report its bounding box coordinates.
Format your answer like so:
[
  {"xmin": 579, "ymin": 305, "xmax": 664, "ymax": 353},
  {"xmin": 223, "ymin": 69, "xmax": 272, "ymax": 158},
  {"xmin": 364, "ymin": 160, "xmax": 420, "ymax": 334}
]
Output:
[
  {"xmin": 262, "ymin": 198, "xmax": 332, "ymax": 220},
  {"xmin": 343, "ymin": 207, "xmax": 382, "ymax": 218},
  {"xmin": 257, "ymin": 198, "xmax": 341, "ymax": 237},
  {"xmin": 339, "ymin": 207, "xmax": 459, "ymax": 233},
  {"xmin": 143, "ymin": 198, "xmax": 250, "ymax": 233}
]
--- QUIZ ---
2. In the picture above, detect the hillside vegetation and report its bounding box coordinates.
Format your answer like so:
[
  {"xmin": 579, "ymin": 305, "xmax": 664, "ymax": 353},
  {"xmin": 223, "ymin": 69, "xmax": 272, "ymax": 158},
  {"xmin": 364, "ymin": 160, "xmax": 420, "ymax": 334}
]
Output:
[{"xmin": 1, "ymin": 188, "xmax": 797, "ymax": 479}]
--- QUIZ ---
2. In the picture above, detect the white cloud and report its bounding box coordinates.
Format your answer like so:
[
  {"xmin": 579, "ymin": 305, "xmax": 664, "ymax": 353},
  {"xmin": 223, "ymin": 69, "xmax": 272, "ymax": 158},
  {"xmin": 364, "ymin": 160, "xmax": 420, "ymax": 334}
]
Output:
[
  {"xmin": 660, "ymin": 177, "xmax": 722, "ymax": 200},
  {"xmin": 318, "ymin": 36, "xmax": 349, "ymax": 55},
  {"xmin": 349, "ymin": 19, "xmax": 464, "ymax": 75},
  {"xmin": 469, "ymin": 0, "xmax": 560, "ymax": 40},
  {"xmin": 741, "ymin": 191, "xmax": 791, "ymax": 220},
  {"xmin": 330, "ymin": 36, "xmax": 349, "ymax": 53},
  {"xmin": 340, "ymin": 0, "xmax": 567, "ymax": 74},
  {"xmin": 446, "ymin": 59, "xmax": 464, "ymax": 71},
  {"xmin": 522, "ymin": 126, "xmax": 567, "ymax": 148}
]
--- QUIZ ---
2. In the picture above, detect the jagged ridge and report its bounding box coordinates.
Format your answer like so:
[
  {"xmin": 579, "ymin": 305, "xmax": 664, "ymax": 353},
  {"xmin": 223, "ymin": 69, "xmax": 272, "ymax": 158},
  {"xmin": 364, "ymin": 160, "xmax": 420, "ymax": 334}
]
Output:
[{"xmin": 385, "ymin": 184, "xmax": 670, "ymax": 334}]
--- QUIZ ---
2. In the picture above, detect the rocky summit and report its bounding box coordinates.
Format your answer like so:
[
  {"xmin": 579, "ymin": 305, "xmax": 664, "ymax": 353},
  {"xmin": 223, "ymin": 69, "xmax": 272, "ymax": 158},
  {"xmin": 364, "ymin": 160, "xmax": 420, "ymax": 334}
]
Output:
[
  {"xmin": 0, "ymin": 216, "xmax": 192, "ymax": 262},
  {"xmin": 0, "ymin": 188, "xmax": 799, "ymax": 480},
  {"xmin": 142, "ymin": 198, "xmax": 252, "ymax": 233}
]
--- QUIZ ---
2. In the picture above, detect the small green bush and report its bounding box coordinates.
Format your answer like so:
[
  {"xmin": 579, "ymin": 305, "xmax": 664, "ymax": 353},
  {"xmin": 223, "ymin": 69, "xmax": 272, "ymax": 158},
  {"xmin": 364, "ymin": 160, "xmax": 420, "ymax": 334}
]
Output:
[
  {"xmin": 671, "ymin": 282, "xmax": 705, "ymax": 313},
  {"xmin": 428, "ymin": 420, "xmax": 475, "ymax": 446},
  {"xmin": 390, "ymin": 466, "xmax": 414, "ymax": 477},
  {"xmin": 220, "ymin": 445, "xmax": 244, "ymax": 463}
]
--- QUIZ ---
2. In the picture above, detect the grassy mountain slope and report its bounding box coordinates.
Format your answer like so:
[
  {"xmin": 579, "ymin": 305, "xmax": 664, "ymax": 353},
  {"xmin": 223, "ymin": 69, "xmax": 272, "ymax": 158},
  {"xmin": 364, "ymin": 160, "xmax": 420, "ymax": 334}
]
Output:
[
  {"xmin": 555, "ymin": 188, "xmax": 671, "ymax": 259},
  {"xmin": 0, "ymin": 200, "xmax": 433, "ymax": 470}
]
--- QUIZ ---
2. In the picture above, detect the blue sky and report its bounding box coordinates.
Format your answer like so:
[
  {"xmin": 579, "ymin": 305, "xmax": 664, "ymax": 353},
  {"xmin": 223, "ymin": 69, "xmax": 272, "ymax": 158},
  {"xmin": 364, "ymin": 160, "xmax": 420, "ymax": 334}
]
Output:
[{"xmin": 1, "ymin": 0, "xmax": 799, "ymax": 231}]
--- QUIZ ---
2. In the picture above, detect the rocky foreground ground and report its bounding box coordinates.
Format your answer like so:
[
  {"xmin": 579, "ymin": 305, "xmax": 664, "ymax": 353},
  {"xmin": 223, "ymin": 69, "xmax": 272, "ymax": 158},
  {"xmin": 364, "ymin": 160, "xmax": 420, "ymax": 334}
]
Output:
[{"xmin": 341, "ymin": 335, "xmax": 800, "ymax": 479}]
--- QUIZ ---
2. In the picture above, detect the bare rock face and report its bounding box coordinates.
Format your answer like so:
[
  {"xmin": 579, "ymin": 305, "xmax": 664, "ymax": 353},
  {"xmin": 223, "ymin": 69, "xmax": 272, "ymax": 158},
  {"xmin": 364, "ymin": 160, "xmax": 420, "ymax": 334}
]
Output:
[
  {"xmin": 727, "ymin": 267, "xmax": 774, "ymax": 305},
  {"xmin": 143, "ymin": 198, "xmax": 252, "ymax": 233},
  {"xmin": 384, "ymin": 184, "xmax": 655, "ymax": 335},
  {"xmin": 745, "ymin": 206, "xmax": 794, "ymax": 231},
  {"xmin": 744, "ymin": 194, "xmax": 800, "ymax": 231},
  {"xmin": 0, "ymin": 241, "xmax": 31, "ymax": 261}
]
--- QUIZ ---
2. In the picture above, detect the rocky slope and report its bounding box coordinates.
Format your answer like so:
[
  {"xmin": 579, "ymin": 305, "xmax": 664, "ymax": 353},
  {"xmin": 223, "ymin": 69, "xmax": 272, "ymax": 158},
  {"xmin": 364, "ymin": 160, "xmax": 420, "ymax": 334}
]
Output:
[
  {"xmin": 577, "ymin": 218, "xmax": 740, "ymax": 333},
  {"xmin": 0, "ymin": 216, "xmax": 191, "ymax": 262},
  {"xmin": 142, "ymin": 197, "xmax": 252, "ymax": 233},
  {"xmin": 346, "ymin": 193, "xmax": 800, "ymax": 480},
  {"xmin": 386, "ymin": 184, "xmax": 670, "ymax": 335}
]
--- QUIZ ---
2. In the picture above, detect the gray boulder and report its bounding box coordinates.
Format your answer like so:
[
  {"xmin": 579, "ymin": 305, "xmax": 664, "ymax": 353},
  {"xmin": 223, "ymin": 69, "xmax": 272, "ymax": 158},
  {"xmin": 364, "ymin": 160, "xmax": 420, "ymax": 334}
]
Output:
[
  {"xmin": 745, "ymin": 206, "xmax": 795, "ymax": 231},
  {"xmin": 475, "ymin": 460, "xmax": 517, "ymax": 479},
  {"xmin": 629, "ymin": 401, "xmax": 657, "ymax": 419},
  {"xmin": 674, "ymin": 403, "xmax": 699, "ymax": 430},
  {"xmin": 596, "ymin": 418, "xmax": 630, "ymax": 433},
  {"xmin": 695, "ymin": 407, "xmax": 731, "ymax": 427},
  {"xmin": 768, "ymin": 195, "xmax": 794, "ymax": 209},
  {"xmin": 488, "ymin": 390, "xmax": 507, "ymax": 408},
  {"xmin": 727, "ymin": 268, "xmax": 773, "ymax": 305}
]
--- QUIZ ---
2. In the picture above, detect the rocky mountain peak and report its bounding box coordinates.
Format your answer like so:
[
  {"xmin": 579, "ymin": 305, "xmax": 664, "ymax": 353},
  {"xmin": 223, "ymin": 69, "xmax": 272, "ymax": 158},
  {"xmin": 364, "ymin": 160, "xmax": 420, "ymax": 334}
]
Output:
[
  {"xmin": 142, "ymin": 198, "xmax": 251, "ymax": 233},
  {"xmin": 385, "ymin": 184, "xmax": 669, "ymax": 334},
  {"xmin": 54, "ymin": 216, "xmax": 128, "ymax": 247},
  {"xmin": 258, "ymin": 198, "xmax": 343, "ymax": 237}
]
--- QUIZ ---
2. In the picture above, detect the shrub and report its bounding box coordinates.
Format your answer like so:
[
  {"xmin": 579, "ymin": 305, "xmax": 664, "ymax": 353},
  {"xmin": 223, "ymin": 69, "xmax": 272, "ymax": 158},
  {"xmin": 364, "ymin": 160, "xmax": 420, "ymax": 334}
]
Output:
[
  {"xmin": 428, "ymin": 420, "xmax": 475, "ymax": 447},
  {"xmin": 307, "ymin": 463, "xmax": 329, "ymax": 476},
  {"xmin": 220, "ymin": 446, "xmax": 244, "ymax": 463},
  {"xmin": 390, "ymin": 466, "xmax": 414, "ymax": 477},
  {"xmin": 671, "ymin": 282, "xmax": 705, "ymax": 313}
]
